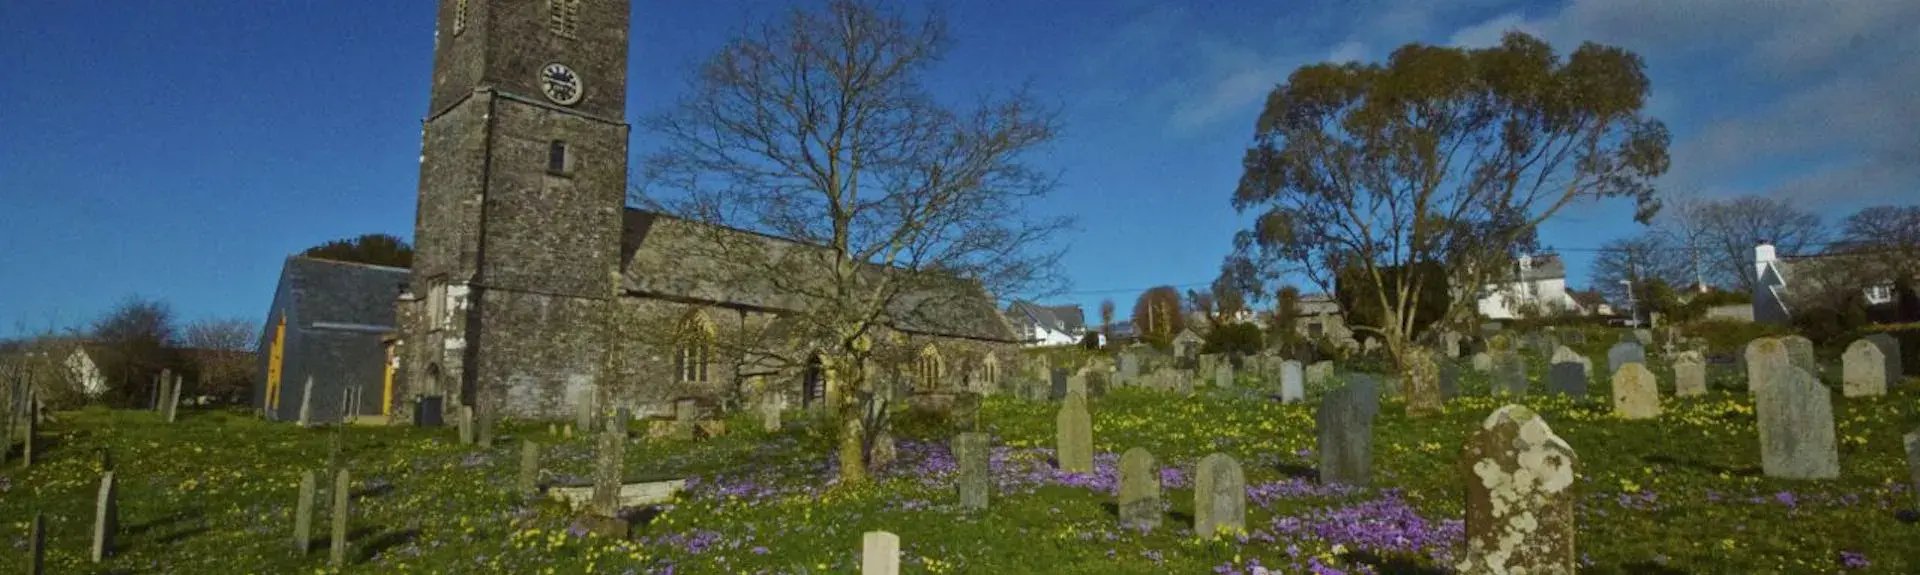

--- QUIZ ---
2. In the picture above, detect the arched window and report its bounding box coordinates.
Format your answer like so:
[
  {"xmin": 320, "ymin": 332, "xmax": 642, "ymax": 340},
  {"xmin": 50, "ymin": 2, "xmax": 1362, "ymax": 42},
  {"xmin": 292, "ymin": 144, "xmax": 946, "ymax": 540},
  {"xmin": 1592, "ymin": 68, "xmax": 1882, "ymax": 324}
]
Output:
[
  {"xmin": 981, "ymin": 352, "xmax": 999, "ymax": 390},
  {"xmin": 916, "ymin": 344, "xmax": 943, "ymax": 391},
  {"xmin": 675, "ymin": 311, "xmax": 714, "ymax": 384}
]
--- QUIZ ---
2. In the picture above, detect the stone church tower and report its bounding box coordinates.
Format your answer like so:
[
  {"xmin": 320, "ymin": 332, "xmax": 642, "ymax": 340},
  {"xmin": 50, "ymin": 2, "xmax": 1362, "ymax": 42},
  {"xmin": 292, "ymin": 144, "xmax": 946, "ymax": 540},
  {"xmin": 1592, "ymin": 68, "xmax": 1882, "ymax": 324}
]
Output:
[{"xmin": 396, "ymin": 0, "xmax": 629, "ymax": 421}]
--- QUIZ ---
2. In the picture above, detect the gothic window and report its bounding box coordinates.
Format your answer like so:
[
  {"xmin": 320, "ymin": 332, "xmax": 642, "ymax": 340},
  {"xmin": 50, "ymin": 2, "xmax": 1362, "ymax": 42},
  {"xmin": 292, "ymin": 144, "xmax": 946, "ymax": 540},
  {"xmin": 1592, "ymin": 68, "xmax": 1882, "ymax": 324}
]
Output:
[
  {"xmin": 981, "ymin": 353, "xmax": 999, "ymax": 389},
  {"xmin": 548, "ymin": 0, "xmax": 580, "ymax": 39},
  {"xmin": 452, "ymin": 0, "xmax": 469, "ymax": 36},
  {"xmin": 426, "ymin": 279, "xmax": 448, "ymax": 332},
  {"xmin": 547, "ymin": 140, "xmax": 570, "ymax": 175},
  {"xmin": 915, "ymin": 345, "xmax": 943, "ymax": 391},
  {"xmin": 675, "ymin": 311, "xmax": 714, "ymax": 384}
]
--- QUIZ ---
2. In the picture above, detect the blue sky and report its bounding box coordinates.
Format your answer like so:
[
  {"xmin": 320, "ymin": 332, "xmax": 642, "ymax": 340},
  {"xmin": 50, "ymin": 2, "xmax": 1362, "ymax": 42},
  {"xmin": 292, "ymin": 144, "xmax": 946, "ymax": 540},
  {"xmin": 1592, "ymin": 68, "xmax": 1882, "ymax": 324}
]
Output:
[{"xmin": 2, "ymin": 0, "xmax": 1916, "ymax": 338}]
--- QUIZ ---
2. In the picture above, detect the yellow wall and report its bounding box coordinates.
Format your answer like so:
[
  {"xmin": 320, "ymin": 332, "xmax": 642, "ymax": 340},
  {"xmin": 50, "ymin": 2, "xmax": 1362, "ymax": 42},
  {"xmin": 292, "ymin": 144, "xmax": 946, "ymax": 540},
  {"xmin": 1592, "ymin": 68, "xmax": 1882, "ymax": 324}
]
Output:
[{"xmin": 266, "ymin": 315, "xmax": 285, "ymax": 410}]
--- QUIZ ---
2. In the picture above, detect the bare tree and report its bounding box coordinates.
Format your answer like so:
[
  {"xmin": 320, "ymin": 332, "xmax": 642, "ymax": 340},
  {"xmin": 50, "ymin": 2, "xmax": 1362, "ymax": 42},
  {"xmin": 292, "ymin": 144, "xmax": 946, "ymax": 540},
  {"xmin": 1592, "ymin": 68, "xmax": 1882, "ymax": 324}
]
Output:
[
  {"xmin": 1227, "ymin": 33, "xmax": 1669, "ymax": 367},
  {"xmin": 1696, "ymin": 195, "xmax": 1825, "ymax": 293},
  {"xmin": 181, "ymin": 318, "xmax": 257, "ymax": 403},
  {"xmin": 1653, "ymin": 187, "xmax": 1714, "ymax": 291},
  {"xmin": 637, "ymin": 0, "xmax": 1069, "ymax": 484},
  {"xmin": 1835, "ymin": 205, "xmax": 1920, "ymax": 281},
  {"xmin": 1589, "ymin": 233, "xmax": 1692, "ymax": 307},
  {"xmin": 89, "ymin": 296, "xmax": 178, "ymax": 407},
  {"xmin": 1098, "ymin": 299, "xmax": 1116, "ymax": 345}
]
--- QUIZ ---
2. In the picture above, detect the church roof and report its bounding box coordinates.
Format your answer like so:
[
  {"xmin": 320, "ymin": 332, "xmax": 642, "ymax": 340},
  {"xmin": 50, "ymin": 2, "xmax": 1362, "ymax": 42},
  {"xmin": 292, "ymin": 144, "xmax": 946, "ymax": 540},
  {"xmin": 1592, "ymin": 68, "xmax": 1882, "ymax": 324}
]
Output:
[
  {"xmin": 277, "ymin": 256, "xmax": 409, "ymax": 333},
  {"xmin": 618, "ymin": 209, "xmax": 1019, "ymax": 343}
]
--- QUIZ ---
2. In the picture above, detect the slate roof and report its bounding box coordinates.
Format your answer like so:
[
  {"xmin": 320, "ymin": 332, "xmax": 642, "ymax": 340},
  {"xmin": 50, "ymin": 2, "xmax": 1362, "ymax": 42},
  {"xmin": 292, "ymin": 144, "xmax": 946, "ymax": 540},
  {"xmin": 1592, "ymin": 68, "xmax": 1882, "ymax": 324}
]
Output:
[
  {"xmin": 1005, "ymin": 301, "xmax": 1087, "ymax": 335},
  {"xmin": 281, "ymin": 256, "xmax": 410, "ymax": 331},
  {"xmin": 1514, "ymin": 254, "xmax": 1567, "ymax": 282},
  {"xmin": 619, "ymin": 209, "xmax": 1019, "ymax": 343}
]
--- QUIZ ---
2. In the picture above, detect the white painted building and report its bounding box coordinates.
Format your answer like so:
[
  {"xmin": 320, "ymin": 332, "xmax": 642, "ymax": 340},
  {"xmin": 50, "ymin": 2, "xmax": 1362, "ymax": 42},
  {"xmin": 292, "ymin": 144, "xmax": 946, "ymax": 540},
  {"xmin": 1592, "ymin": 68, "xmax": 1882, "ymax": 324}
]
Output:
[
  {"xmin": 1477, "ymin": 254, "xmax": 1581, "ymax": 320},
  {"xmin": 1004, "ymin": 302, "xmax": 1088, "ymax": 347},
  {"xmin": 63, "ymin": 347, "xmax": 108, "ymax": 397}
]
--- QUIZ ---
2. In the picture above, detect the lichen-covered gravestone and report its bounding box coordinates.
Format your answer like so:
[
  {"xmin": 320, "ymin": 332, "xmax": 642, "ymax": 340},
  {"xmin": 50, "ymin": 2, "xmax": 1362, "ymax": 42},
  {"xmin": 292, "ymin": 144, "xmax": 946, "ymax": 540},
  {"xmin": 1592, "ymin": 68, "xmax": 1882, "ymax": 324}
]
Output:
[
  {"xmin": 1550, "ymin": 346, "xmax": 1591, "ymax": 376},
  {"xmin": 330, "ymin": 469, "xmax": 350, "ymax": 567},
  {"xmin": 518, "ymin": 441, "xmax": 542, "ymax": 495},
  {"xmin": 1607, "ymin": 342, "xmax": 1645, "ymax": 375},
  {"xmin": 1842, "ymin": 338, "xmax": 1888, "ymax": 398},
  {"xmin": 1404, "ymin": 347, "xmax": 1442, "ymax": 417},
  {"xmin": 1611, "ymin": 363, "xmax": 1661, "ymax": 419},
  {"xmin": 1494, "ymin": 352, "xmax": 1528, "ymax": 396},
  {"xmin": 293, "ymin": 470, "xmax": 317, "ymax": 555},
  {"xmin": 1317, "ymin": 380, "xmax": 1380, "ymax": 486},
  {"xmin": 1547, "ymin": 362, "xmax": 1587, "ymax": 398},
  {"xmin": 1866, "ymin": 333, "xmax": 1903, "ymax": 381},
  {"xmin": 1117, "ymin": 353, "xmax": 1140, "ymax": 387},
  {"xmin": 1118, "ymin": 447, "xmax": 1161, "ymax": 531},
  {"xmin": 457, "ymin": 405, "xmax": 476, "ymax": 445},
  {"xmin": 1746, "ymin": 337, "xmax": 1795, "ymax": 397},
  {"xmin": 1280, "ymin": 360, "xmax": 1305, "ymax": 403},
  {"xmin": 1055, "ymin": 393, "xmax": 1093, "ymax": 473},
  {"xmin": 1781, "ymin": 335, "xmax": 1818, "ymax": 377},
  {"xmin": 954, "ymin": 432, "xmax": 990, "ymax": 510},
  {"xmin": 1458, "ymin": 405, "xmax": 1577, "ymax": 575},
  {"xmin": 1757, "ymin": 366, "xmax": 1839, "ymax": 479},
  {"xmin": 1306, "ymin": 361, "xmax": 1333, "ymax": 388},
  {"xmin": 1471, "ymin": 352, "xmax": 1492, "ymax": 373},
  {"xmin": 91, "ymin": 471, "xmax": 118, "ymax": 562},
  {"xmin": 1439, "ymin": 361, "xmax": 1460, "ymax": 400},
  {"xmin": 862, "ymin": 531, "xmax": 900, "ymax": 575},
  {"xmin": 1213, "ymin": 362, "xmax": 1233, "ymax": 389},
  {"xmin": 1673, "ymin": 351, "xmax": 1707, "ymax": 397},
  {"xmin": 1193, "ymin": 453, "xmax": 1245, "ymax": 538}
]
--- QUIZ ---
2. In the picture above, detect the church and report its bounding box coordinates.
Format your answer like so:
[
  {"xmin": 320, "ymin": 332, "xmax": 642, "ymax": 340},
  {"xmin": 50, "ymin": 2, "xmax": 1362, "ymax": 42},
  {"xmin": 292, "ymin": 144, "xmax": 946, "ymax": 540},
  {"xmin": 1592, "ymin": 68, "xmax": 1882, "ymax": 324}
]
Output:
[{"xmin": 256, "ymin": 0, "xmax": 1018, "ymax": 424}]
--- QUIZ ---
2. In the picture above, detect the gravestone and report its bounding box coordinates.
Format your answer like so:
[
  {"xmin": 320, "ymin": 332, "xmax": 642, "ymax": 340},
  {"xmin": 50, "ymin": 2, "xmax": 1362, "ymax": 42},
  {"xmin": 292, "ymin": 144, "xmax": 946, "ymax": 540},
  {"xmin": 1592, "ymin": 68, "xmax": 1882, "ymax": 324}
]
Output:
[
  {"xmin": 1632, "ymin": 329, "xmax": 1653, "ymax": 345},
  {"xmin": 591, "ymin": 415, "xmax": 627, "ymax": 517},
  {"xmin": 674, "ymin": 398, "xmax": 698, "ymax": 440},
  {"xmin": 1438, "ymin": 361, "xmax": 1460, "ymax": 400},
  {"xmin": 91, "ymin": 471, "xmax": 117, "ymax": 562},
  {"xmin": 1842, "ymin": 338, "xmax": 1888, "ymax": 397},
  {"xmin": 1866, "ymin": 333, "xmax": 1904, "ymax": 380},
  {"xmin": 1404, "ymin": 348, "xmax": 1442, "ymax": 416},
  {"xmin": 1550, "ymin": 346, "xmax": 1591, "ymax": 375},
  {"xmin": 21, "ymin": 405, "xmax": 35, "ymax": 467},
  {"xmin": 1213, "ymin": 362, "xmax": 1233, "ymax": 388},
  {"xmin": 1118, "ymin": 447, "xmax": 1160, "ymax": 531},
  {"xmin": 330, "ymin": 469, "xmax": 350, "ymax": 567},
  {"xmin": 1547, "ymin": 362, "xmax": 1587, "ymax": 398},
  {"xmin": 954, "ymin": 432, "xmax": 990, "ymax": 510},
  {"xmin": 1117, "ymin": 353, "xmax": 1140, "ymax": 386},
  {"xmin": 1198, "ymin": 354, "xmax": 1220, "ymax": 378},
  {"xmin": 1050, "ymin": 368, "xmax": 1069, "ymax": 401},
  {"xmin": 1280, "ymin": 360, "xmax": 1304, "ymax": 403},
  {"xmin": 457, "ymin": 405, "xmax": 476, "ymax": 445},
  {"xmin": 1055, "ymin": 394, "xmax": 1093, "ymax": 473},
  {"xmin": 1746, "ymin": 338, "xmax": 1791, "ymax": 396},
  {"xmin": 476, "ymin": 405, "xmax": 495, "ymax": 448},
  {"xmin": 1442, "ymin": 331, "xmax": 1462, "ymax": 358},
  {"xmin": 952, "ymin": 393, "xmax": 981, "ymax": 431},
  {"xmin": 164, "ymin": 374, "xmax": 182, "ymax": 423},
  {"xmin": 1757, "ymin": 366, "xmax": 1839, "ymax": 479},
  {"xmin": 518, "ymin": 441, "xmax": 542, "ymax": 495},
  {"xmin": 298, "ymin": 376, "xmax": 315, "ymax": 427},
  {"xmin": 1067, "ymin": 370, "xmax": 1089, "ymax": 398},
  {"xmin": 1318, "ymin": 381, "xmax": 1380, "ymax": 486},
  {"xmin": 761, "ymin": 399, "xmax": 781, "ymax": 433},
  {"xmin": 293, "ymin": 470, "xmax": 317, "ymax": 555},
  {"xmin": 1471, "ymin": 352, "xmax": 1492, "ymax": 373},
  {"xmin": 1305, "ymin": 361, "xmax": 1333, "ymax": 387},
  {"xmin": 1905, "ymin": 429, "xmax": 1920, "ymax": 510},
  {"xmin": 574, "ymin": 393, "xmax": 596, "ymax": 434},
  {"xmin": 1194, "ymin": 453, "xmax": 1246, "ymax": 538},
  {"xmin": 1458, "ymin": 406, "xmax": 1576, "ymax": 574},
  {"xmin": 1611, "ymin": 363, "xmax": 1661, "ymax": 419},
  {"xmin": 1673, "ymin": 351, "xmax": 1707, "ymax": 397},
  {"xmin": 1781, "ymin": 335, "xmax": 1818, "ymax": 376},
  {"xmin": 155, "ymin": 370, "xmax": 172, "ymax": 412},
  {"xmin": 1607, "ymin": 342, "xmax": 1645, "ymax": 374},
  {"xmin": 29, "ymin": 513, "xmax": 45, "ymax": 575},
  {"xmin": 1494, "ymin": 352, "xmax": 1527, "ymax": 396},
  {"xmin": 862, "ymin": 531, "xmax": 900, "ymax": 575}
]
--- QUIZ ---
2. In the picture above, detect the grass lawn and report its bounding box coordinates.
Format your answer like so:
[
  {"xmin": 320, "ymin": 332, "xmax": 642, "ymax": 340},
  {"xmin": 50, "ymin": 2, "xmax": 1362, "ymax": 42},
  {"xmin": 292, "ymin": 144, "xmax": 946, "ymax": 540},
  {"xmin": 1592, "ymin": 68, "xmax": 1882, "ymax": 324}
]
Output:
[{"xmin": 4, "ymin": 354, "xmax": 1919, "ymax": 574}]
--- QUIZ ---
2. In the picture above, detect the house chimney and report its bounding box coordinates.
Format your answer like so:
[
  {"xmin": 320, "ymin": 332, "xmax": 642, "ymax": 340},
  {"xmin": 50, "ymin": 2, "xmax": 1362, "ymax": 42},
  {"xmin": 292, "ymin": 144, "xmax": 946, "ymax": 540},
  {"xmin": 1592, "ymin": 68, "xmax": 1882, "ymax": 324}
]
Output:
[{"xmin": 1753, "ymin": 241, "xmax": 1776, "ymax": 279}]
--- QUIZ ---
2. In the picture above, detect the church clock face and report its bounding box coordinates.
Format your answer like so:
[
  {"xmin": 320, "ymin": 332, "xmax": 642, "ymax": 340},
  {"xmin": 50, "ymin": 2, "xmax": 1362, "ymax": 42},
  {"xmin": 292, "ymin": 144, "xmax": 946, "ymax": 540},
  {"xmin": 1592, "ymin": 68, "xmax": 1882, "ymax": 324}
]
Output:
[{"xmin": 540, "ymin": 63, "xmax": 583, "ymax": 105}]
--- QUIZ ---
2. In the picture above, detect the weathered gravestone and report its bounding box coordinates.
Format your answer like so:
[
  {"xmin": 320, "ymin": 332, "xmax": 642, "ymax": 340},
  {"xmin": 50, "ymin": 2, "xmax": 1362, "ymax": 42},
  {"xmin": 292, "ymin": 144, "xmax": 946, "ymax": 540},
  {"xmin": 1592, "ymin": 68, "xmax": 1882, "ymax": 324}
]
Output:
[
  {"xmin": 1757, "ymin": 366, "xmax": 1839, "ymax": 479},
  {"xmin": 1611, "ymin": 363, "xmax": 1661, "ymax": 419},
  {"xmin": 164, "ymin": 374, "xmax": 183, "ymax": 423},
  {"xmin": 1607, "ymin": 342, "xmax": 1645, "ymax": 375},
  {"xmin": 761, "ymin": 398, "xmax": 782, "ymax": 432},
  {"xmin": 1458, "ymin": 405, "xmax": 1576, "ymax": 575},
  {"xmin": 330, "ymin": 469, "xmax": 350, "ymax": 567},
  {"xmin": 1050, "ymin": 368, "xmax": 1069, "ymax": 401},
  {"xmin": 1843, "ymin": 338, "xmax": 1888, "ymax": 397},
  {"xmin": 1471, "ymin": 352, "xmax": 1493, "ymax": 373},
  {"xmin": 1118, "ymin": 447, "xmax": 1160, "ymax": 531},
  {"xmin": 1673, "ymin": 351, "xmax": 1707, "ymax": 397},
  {"xmin": 1547, "ymin": 362, "xmax": 1587, "ymax": 398},
  {"xmin": 1781, "ymin": 335, "xmax": 1818, "ymax": 376},
  {"xmin": 1404, "ymin": 347, "xmax": 1442, "ymax": 417},
  {"xmin": 1193, "ymin": 453, "xmax": 1245, "ymax": 538},
  {"xmin": 1905, "ymin": 429, "xmax": 1920, "ymax": 510},
  {"xmin": 456, "ymin": 405, "xmax": 475, "ymax": 445},
  {"xmin": 1213, "ymin": 363, "xmax": 1233, "ymax": 388},
  {"xmin": 1438, "ymin": 361, "xmax": 1460, "ymax": 399},
  {"xmin": 574, "ymin": 392, "xmax": 596, "ymax": 434},
  {"xmin": 591, "ymin": 411, "xmax": 628, "ymax": 518},
  {"xmin": 674, "ymin": 399, "xmax": 698, "ymax": 440},
  {"xmin": 870, "ymin": 431, "xmax": 898, "ymax": 471},
  {"xmin": 1550, "ymin": 346, "xmax": 1591, "ymax": 375},
  {"xmin": 155, "ymin": 370, "xmax": 172, "ymax": 412},
  {"xmin": 297, "ymin": 376, "xmax": 315, "ymax": 427},
  {"xmin": 1441, "ymin": 331, "xmax": 1462, "ymax": 358},
  {"xmin": 1117, "ymin": 353, "xmax": 1140, "ymax": 386},
  {"xmin": 1866, "ymin": 333, "xmax": 1904, "ymax": 380},
  {"xmin": 862, "ymin": 531, "xmax": 900, "ymax": 575},
  {"xmin": 1198, "ymin": 354, "xmax": 1220, "ymax": 379},
  {"xmin": 518, "ymin": 441, "xmax": 542, "ymax": 495},
  {"xmin": 21, "ymin": 403, "xmax": 36, "ymax": 467},
  {"xmin": 1305, "ymin": 361, "xmax": 1333, "ymax": 388},
  {"xmin": 29, "ymin": 513, "xmax": 45, "ymax": 575},
  {"xmin": 293, "ymin": 470, "xmax": 317, "ymax": 555},
  {"xmin": 1280, "ymin": 360, "xmax": 1304, "ymax": 403},
  {"xmin": 1068, "ymin": 370, "xmax": 1089, "ymax": 398},
  {"xmin": 1632, "ymin": 329, "xmax": 1653, "ymax": 346},
  {"xmin": 1494, "ymin": 352, "xmax": 1528, "ymax": 396},
  {"xmin": 1055, "ymin": 393, "xmax": 1093, "ymax": 473},
  {"xmin": 1318, "ymin": 379, "xmax": 1380, "ymax": 486},
  {"xmin": 954, "ymin": 432, "xmax": 990, "ymax": 510},
  {"xmin": 91, "ymin": 471, "xmax": 118, "ymax": 562}
]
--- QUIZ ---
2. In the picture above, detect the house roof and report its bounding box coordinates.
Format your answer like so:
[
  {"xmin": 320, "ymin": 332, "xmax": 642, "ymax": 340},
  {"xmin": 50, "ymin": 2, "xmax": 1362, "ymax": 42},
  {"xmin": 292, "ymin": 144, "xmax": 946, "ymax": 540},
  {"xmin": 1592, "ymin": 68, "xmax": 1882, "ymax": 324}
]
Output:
[
  {"xmin": 1006, "ymin": 301, "xmax": 1086, "ymax": 334},
  {"xmin": 1514, "ymin": 254, "xmax": 1566, "ymax": 282},
  {"xmin": 618, "ymin": 209, "xmax": 1018, "ymax": 343},
  {"xmin": 282, "ymin": 256, "xmax": 409, "ymax": 332}
]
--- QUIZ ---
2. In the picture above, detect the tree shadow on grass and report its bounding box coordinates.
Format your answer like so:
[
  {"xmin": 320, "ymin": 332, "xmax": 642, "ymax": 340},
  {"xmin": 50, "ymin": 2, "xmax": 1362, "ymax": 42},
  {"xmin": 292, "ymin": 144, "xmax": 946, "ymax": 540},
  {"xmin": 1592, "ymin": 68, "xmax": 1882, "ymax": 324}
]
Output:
[
  {"xmin": 621, "ymin": 505, "xmax": 667, "ymax": 527},
  {"xmin": 125, "ymin": 509, "xmax": 202, "ymax": 537},
  {"xmin": 358, "ymin": 528, "xmax": 422, "ymax": 562},
  {"xmin": 351, "ymin": 482, "xmax": 396, "ymax": 499},
  {"xmin": 1342, "ymin": 550, "xmax": 1449, "ymax": 575},
  {"xmin": 154, "ymin": 525, "xmax": 211, "ymax": 545},
  {"xmin": 309, "ymin": 526, "xmax": 383, "ymax": 554},
  {"xmin": 1640, "ymin": 454, "xmax": 1760, "ymax": 477},
  {"xmin": 1622, "ymin": 561, "xmax": 1690, "ymax": 574},
  {"xmin": 1274, "ymin": 461, "xmax": 1317, "ymax": 481}
]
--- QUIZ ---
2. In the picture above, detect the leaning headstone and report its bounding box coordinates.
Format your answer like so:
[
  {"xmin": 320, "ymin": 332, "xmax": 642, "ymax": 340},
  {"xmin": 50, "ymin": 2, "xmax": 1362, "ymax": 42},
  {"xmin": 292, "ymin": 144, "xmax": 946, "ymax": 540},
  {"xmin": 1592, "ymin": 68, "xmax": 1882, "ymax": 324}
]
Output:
[
  {"xmin": 164, "ymin": 374, "xmax": 183, "ymax": 423},
  {"xmin": 457, "ymin": 405, "xmax": 475, "ymax": 445},
  {"xmin": 1547, "ymin": 362, "xmax": 1587, "ymax": 398},
  {"xmin": 293, "ymin": 470, "xmax": 317, "ymax": 555},
  {"xmin": 1458, "ymin": 405, "xmax": 1576, "ymax": 574},
  {"xmin": 862, "ymin": 531, "xmax": 900, "ymax": 575},
  {"xmin": 1318, "ymin": 381, "xmax": 1380, "ymax": 486},
  {"xmin": 1193, "ymin": 453, "xmax": 1246, "ymax": 538},
  {"xmin": 330, "ymin": 469, "xmax": 350, "ymax": 567},
  {"xmin": 1471, "ymin": 352, "xmax": 1492, "ymax": 373},
  {"xmin": 1757, "ymin": 366, "xmax": 1839, "ymax": 479},
  {"xmin": 1055, "ymin": 394, "xmax": 1093, "ymax": 473},
  {"xmin": 1404, "ymin": 348, "xmax": 1442, "ymax": 416},
  {"xmin": 1842, "ymin": 338, "xmax": 1888, "ymax": 397},
  {"xmin": 29, "ymin": 513, "xmax": 45, "ymax": 575},
  {"xmin": 1673, "ymin": 351, "xmax": 1707, "ymax": 397},
  {"xmin": 1611, "ymin": 363, "xmax": 1661, "ymax": 419},
  {"xmin": 1280, "ymin": 360, "xmax": 1304, "ymax": 403},
  {"xmin": 1049, "ymin": 367, "xmax": 1069, "ymax": 401},
  {"xmin": 1866, "ymin": 333, "xmax": 1904, "ymax": 380},
  {"xmin": 1905, "ymin": 429, "xmax": 1920, "ymax": 510},
  {"xmin": 297, "ymin": 376, "xmax": 315, "ymax": 427},
  {"xmin": 91, "ymin": 471, "xmax": 118, "ymax": 562},
  {"xmin": 954, "ymin": 432, "xmax": 990, "ymax": 510},
  {"xmin": 1493, "ymin": 352, "xmax": 1527, "ymax": 396},
  {"xmin": 1118, "ymin": 447, "xmax": 1161, "ymax": 531},
  {"xmin": 518, "ymin": 441, "xmax": 542, "ymax": 495},
  {"xmin": 1607, "ymin": 342, "xmax": 1645, "ymax": 374}
]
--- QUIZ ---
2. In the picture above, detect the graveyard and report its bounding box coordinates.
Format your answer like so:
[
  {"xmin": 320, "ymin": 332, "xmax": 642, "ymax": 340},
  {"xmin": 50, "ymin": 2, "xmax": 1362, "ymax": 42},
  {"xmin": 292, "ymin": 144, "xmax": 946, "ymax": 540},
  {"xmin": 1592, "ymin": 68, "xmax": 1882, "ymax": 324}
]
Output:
[{"xmin": 5, "ymin": 327, "xmax": 1920, "ymax": 573}]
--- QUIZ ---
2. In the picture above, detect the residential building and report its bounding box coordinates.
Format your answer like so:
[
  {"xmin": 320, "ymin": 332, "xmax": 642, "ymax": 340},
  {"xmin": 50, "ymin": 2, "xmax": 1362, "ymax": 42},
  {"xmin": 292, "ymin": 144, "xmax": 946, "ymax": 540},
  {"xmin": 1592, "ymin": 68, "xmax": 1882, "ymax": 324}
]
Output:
[
  {"xmin": 1752, "ymin": 242, "xmax": 1916, "ymax": 324},
  {"xmin": 1477, "ymin": 254, "xmax": 1581, "ymax": 320},
  {"xmin": 1004, "ymin": 302, "xmax": 1088, "ymax": 347}
]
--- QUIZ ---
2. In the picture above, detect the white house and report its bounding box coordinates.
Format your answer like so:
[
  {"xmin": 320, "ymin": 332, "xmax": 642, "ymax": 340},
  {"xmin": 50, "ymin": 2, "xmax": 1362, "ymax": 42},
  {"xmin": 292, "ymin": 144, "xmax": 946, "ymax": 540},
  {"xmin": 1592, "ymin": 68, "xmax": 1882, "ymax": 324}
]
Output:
[
  {"xmin": 1752, "ymin": 241, "xmax": 1910, "ymax": 324},
  {"xmin": 62, "ymin": 347, "xmax": 109, "ymax": 397},
  {"xmin": 1004, "ymin": 301, "xmax": 1088, "ymax": 347},
  {"xmin": 1477, "ymin": 254, "xmax": 1581, "ymax": 320}
]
